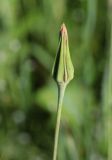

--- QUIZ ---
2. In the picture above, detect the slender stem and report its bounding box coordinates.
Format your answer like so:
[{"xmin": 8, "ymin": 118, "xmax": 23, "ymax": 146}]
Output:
[
  {"xmin": 53, "ymin": 83, "xmax": 66, "ymax": 160},
  {"xmin": 108, "ymin": 1, "xmax": 112, "ymax": 159}
]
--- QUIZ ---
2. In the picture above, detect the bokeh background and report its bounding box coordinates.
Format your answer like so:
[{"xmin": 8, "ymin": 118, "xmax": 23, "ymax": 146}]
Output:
[{"xmin": 0, "ymin": 0, "xmax": 112, "ymax": 160}]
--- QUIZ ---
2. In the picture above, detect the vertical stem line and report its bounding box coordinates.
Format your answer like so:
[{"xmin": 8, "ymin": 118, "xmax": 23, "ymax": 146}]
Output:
[
  {"xmin": 53, "ymin": 83, "xmax": 66, "ymax": 160},
  {"xmin": 102, "ymin": 2, "xmax": 112, "ymax": 160},
  {"xmin": 108, "ymin": 5, "xmax": 112, "ymax": 160},
  {"xmin": 108, "ymin": 1, "xmax": 112, "ymax": 159}
]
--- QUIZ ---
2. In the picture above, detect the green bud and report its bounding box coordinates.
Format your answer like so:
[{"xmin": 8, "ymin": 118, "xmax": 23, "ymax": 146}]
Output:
[{"xmin": 52, "ymin": 23, "xmax": 74, "ymax": 85}]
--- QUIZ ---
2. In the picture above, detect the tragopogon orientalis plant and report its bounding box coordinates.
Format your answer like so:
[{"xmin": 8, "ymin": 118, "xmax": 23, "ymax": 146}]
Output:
[{"xmin": 52, "ymin": 23, "xmax": 74, "ymax": 160}]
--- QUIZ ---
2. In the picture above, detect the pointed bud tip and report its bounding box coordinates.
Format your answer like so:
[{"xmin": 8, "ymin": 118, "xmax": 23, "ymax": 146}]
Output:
[{"xmin": 60, "ymin": 23, "xmax": 67, "ymax": 36}]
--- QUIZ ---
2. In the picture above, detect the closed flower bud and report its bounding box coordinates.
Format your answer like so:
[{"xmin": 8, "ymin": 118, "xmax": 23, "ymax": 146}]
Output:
[{"xmin": 52, "ymin": 23, "xmax": 74, "ymax": 85}]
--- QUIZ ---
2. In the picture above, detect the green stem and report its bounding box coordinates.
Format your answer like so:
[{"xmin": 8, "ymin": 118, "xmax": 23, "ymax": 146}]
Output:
[
  {"xmin": 105, "ymin": 1, "xmax": 112, "ymax": 159},
  {"xmin": 53, "ymin": 83, "xmax": 66, "ymax": 160},
  {"xmin": 108, "ymin": 2, "xmax": 112, "ymax": 159}
]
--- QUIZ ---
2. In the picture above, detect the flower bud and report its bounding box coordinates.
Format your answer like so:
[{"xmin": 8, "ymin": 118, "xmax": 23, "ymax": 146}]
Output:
[{"xmin": 52, "ymin": 23, "xmax": 74, "ymax": 85}]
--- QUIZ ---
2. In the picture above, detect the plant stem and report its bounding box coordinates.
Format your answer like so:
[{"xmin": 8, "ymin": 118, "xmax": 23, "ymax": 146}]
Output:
[
  {"xmin": 53, "ymin": 83, "xmax": 66, "ymax": 160},
  {"xmin": 108, "ymin": 1, "xmax": 112, "ymax": 159},
  {"xmin": 102, "ymin": 1, "xmax": 112, "ymax": 159}
]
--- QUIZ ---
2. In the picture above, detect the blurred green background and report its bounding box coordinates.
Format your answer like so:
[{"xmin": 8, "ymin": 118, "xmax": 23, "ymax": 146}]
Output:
[{"xmin": 0, "ymin": 0, "xmax": 112, "ymax": 160}]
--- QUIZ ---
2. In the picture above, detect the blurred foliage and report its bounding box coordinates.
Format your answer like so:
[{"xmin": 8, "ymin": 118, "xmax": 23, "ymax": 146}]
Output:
[{"xmin": 0, "ymin": 0, "xmax": 111, "ymax": 160}]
